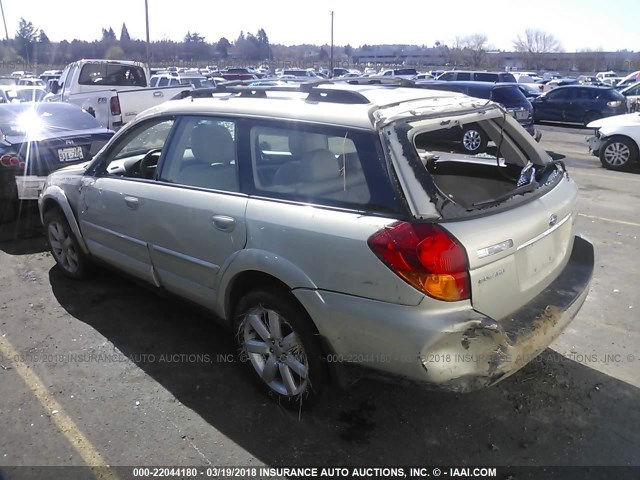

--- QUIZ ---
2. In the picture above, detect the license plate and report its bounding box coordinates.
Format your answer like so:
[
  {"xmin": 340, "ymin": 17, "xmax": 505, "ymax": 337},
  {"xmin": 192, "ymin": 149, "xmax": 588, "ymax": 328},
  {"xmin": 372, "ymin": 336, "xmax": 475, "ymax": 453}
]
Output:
[{"xmin": 58, "ymin": 146, "xmax": 84, "ymax": 162}]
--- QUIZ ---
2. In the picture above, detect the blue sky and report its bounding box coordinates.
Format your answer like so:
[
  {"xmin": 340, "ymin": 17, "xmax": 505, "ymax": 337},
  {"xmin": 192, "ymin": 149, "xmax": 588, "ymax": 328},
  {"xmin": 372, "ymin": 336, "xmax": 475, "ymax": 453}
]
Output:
[{"xmin": 3, "ymin": 0, "xmax": 639, "ymax": 52}]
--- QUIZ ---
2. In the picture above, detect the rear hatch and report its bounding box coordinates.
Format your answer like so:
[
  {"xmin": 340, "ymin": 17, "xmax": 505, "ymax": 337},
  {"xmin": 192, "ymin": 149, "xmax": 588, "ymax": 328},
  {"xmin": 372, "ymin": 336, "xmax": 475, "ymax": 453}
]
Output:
[{"xmin": 383, "ymin": 101, "xmax": 578, "ymax": 320}]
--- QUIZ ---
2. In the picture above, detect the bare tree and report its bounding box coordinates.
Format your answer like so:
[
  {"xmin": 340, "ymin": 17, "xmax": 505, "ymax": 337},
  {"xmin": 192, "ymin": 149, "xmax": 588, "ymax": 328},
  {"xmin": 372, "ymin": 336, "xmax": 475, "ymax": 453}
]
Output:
[
  {"xmin": 513, "ymin": 29, "xmax": 562, "ymax": 70},
  {"xmin": 462, "ymin": 34, "xmax": 488, "ymax": 68}
]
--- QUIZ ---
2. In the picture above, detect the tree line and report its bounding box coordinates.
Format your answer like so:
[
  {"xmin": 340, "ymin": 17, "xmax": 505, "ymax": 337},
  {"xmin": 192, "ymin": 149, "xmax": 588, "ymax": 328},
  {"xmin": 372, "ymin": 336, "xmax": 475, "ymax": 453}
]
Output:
[{"xmin": 2, "ymin": 19, "xmax": 638, "ymax": 73}]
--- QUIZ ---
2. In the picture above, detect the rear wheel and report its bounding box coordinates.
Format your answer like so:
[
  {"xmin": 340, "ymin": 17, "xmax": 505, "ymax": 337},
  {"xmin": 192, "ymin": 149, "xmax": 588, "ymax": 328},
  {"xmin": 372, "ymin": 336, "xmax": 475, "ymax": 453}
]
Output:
[
  {"xmin": 599, "ymin": 137, "xmax": 638, "ymax": 171},
  {"xmin": 460, "ymin": 125, "xmax": 488, "ymax": 154},
  {"xmin": 44, "ymin": 209, "xmax": 90, "ymax": 279},
  {"xmin": 234, "ymin": 288, "xmax": 327, "ymax": 409}
]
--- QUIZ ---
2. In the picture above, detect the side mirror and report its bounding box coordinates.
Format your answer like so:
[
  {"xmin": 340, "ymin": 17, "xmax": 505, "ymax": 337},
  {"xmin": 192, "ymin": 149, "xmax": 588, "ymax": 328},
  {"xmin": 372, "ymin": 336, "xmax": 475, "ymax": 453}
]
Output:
[{"xmin": 50, "ymin": 81, "xmax": 60, "ymax": 94}]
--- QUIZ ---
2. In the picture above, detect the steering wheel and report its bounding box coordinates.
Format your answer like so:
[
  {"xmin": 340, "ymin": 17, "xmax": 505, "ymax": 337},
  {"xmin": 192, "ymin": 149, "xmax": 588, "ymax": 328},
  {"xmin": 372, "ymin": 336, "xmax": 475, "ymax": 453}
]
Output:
[{"xmin": 139, "ymin": 148, "xmax": 162, "ymax": 179}]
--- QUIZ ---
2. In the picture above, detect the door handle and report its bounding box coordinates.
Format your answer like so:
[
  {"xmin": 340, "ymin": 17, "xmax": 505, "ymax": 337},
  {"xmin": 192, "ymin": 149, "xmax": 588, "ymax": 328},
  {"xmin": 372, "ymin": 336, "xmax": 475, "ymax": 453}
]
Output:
[
  {"xmin": 124, "ymin": 196, "xmax": 139, "ymax": 210},
  {"xmin": 153, "ymin": 91, "xmax": 163, "ymax": 97},
  {"xmin": 212, "ymin": 215, "xmax": 236, "ymax": 232}
]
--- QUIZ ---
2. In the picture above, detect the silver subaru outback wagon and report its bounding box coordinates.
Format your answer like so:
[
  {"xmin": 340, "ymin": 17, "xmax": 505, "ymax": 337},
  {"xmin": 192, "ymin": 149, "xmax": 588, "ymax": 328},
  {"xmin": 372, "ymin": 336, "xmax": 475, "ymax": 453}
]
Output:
[{"xmin": 39, "ymin": 82, "xmax": 594, "ymax": 409}]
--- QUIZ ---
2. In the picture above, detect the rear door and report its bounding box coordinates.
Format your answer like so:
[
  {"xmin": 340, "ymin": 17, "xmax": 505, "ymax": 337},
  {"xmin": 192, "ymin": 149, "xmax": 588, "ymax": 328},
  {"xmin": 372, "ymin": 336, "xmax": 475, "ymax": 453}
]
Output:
[{"xmin": 147, "ymin": 115, "xmax": 247, "ymax": 310}]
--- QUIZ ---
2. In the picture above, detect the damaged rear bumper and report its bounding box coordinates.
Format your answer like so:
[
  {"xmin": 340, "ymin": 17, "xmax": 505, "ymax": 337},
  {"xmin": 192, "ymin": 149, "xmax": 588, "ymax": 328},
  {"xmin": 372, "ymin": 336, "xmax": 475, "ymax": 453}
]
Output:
[
  {"xmin": 295, "ymin": 235, "xmax": 594, "ymax": 392},
  {"xmin": 428, "ymin": 235, "xmax": 594, "ymax": 392}
]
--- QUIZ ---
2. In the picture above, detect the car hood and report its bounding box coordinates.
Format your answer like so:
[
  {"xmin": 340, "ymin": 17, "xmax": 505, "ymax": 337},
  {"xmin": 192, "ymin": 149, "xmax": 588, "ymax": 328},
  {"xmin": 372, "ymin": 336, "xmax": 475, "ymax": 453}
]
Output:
[{"xmin": 587, "ymin": 113, "xmax": 640, "ymax": 129}]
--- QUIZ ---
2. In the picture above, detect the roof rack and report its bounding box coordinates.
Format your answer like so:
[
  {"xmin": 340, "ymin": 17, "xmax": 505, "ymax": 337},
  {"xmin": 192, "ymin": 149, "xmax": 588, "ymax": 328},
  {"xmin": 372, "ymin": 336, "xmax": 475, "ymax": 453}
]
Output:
[{"xmin": 172, "ymin": 79, "xmax": 372, "ymax": 105}]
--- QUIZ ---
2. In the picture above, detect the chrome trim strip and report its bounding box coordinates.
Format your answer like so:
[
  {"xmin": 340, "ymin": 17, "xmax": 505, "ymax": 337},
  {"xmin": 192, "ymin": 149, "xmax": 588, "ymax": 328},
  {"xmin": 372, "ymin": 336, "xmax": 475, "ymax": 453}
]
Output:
[
  {"xmin": 477, "ymin": 239, "xmax": 514, "ymax": 259},
  {"xmin": 516, "ymin": 213, "xmax": 572, "ymax": 251}
]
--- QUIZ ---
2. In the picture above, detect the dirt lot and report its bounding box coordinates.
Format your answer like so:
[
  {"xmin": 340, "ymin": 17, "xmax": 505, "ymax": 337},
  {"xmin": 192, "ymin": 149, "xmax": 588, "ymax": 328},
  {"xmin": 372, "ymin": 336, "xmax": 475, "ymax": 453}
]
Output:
[{"xmin": 0, "ymin": 125, "xmax": 639, "ymax": 479}]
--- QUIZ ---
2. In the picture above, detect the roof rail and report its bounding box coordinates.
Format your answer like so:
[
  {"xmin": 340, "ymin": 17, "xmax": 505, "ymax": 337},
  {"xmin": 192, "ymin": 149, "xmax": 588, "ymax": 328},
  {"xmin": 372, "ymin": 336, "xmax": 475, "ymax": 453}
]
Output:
[{"xmin": 172, "ymin": 80, "xmax": 371, "ymax": 105}]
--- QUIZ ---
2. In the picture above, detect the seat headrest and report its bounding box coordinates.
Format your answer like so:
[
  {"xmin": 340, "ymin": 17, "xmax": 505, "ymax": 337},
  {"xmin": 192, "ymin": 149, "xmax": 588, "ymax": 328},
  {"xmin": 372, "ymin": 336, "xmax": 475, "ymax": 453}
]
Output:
[
  {"xmin": 288, "ymin": 132, "xmax": 329, "ymax": 158},
  {"xmin": 191, "ymin": 123, "xmax": 235, "ymax": 164},
  {"xmin": 299, "ymin": 149, "xmax": 340, "ymax": 181}
]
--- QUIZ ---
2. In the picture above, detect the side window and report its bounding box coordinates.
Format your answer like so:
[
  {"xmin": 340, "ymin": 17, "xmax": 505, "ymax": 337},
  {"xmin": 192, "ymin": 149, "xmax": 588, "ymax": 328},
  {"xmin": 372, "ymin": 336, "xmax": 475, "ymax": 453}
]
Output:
[
  {"xmin": 474, "ymin": 73, "xmax": 496, "ymax": 82},
  {"xmin": 100, "ymin": 118, "xmax": 175, "ymax": 179},
  {"xmin": 158, "ymin": 77, "xmax": 169, "ymax": 87},
  {"xmin": 158, "ymin": 116, "xmax": 238, "ymax": 192},
  {"xmin": 439, "ymin": 72, "xmax": 454, "ymax": 81},
  {"xmin": 150, "ymin": 77, "xmax": 158, "ymax": 87},
  {"xmin": 548, "ymin": 89, "xmax": 567, "ymax": 101},
  {"xmin": 456, "ymin": 72, "xmax": 471, "ymax": 81},
  {"xmin": 248, "ymin": 123, "xmax": 399, "ymax": 212}
]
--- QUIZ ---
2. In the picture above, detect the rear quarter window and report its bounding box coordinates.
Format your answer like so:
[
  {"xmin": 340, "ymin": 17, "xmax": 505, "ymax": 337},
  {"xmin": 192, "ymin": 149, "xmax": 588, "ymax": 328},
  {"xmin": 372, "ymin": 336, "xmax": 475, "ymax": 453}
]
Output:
[
  {"xmin": 474, "ymin": 73, "xmax": 498, "ymax": 82},
  {"xmin": 246, "ymin": 122, "xmax": 401, "ymax": 214}
]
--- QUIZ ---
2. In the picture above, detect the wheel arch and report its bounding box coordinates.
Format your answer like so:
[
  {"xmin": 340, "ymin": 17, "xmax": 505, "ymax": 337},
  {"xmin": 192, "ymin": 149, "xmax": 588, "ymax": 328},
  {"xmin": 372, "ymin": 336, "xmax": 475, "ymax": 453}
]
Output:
[{"xmin": 40, "ymin": 187, "xmax": 89, "ymax": 254}]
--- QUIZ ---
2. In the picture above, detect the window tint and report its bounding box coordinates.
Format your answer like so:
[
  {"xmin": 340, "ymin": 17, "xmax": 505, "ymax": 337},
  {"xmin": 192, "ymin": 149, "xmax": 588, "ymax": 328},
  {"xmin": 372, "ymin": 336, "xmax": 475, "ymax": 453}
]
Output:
[
  {"xmin": 501, "ymin": 73, "xmax": 517, "ymax": 82},
  {"xmin": 248, "ymin": 123, "xmax": 400, "ymax": 212},
  {"xmin": 474, "ymin": 73, "xmax": 498, "ymax": 82},
  {"xmin": 158, "ymin": 117, "xmax": 238, "ymax": 192},
  {"xmin": 78, "ymin": 63, "xmax": 147, "ymax": 87},
  {"xmin": 100, "ymin": 118, "xmax": 175, "ymax": 178},
  {"xmin": 438, "ymin": 72, "xmax": 454, "ymax": 81},
  {"xmin": 395, "ymin": 68, "xmax": 417, "ymax": 76},
  {"xmin": 548, "ymin": 89, "xmax": 568, "ymax": 100},
  {"xmin": 491, "ymin": 86, "xmax": 529, "ymax": 105},
  {"xmin": 456, "ymin": 72, "xmax": 471, "ymax": 81}
]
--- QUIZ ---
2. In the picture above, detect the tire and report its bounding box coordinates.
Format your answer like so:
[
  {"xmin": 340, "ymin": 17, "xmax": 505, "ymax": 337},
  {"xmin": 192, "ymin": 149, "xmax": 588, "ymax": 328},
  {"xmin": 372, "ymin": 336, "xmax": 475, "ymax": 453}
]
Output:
[
  {"xmin": 599, "ymin": 136, "xmax": 639, "ymax": 171},
  {"xmin": 583, "ymin": 111, "xmax": 601, "ymax": 127},
  {"xmin": 460, "ymin": 124, "xmax": 488, "ymax": 154},
  {"xmin": 44, "ymin": 208, "xmax": 91, "ymax": 279},
  {"xmin": 234, "ymin": 288, "xmax": 328, "ymax": 409}
]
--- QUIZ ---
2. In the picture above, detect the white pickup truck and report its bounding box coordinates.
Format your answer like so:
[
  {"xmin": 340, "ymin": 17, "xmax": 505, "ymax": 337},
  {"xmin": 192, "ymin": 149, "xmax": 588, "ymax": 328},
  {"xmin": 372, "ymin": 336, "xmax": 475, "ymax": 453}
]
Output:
[{"xmin": 47, "ymin": 59, "xmax": 191, "ymax": 130}]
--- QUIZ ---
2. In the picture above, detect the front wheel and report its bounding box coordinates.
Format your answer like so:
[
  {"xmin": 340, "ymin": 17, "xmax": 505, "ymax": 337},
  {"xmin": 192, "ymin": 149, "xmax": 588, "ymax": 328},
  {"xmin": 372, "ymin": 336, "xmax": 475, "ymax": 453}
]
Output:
[
  {"xmin": 44, "ymin": 209, "xmax": 91, "ymax": 279},
  {"xmin": 599, "ymin": 137, "xmax": 638, "ymax": 171},
  {"xmin": 234, "ymin": 288, "xmax": 327, "ymax": 409},
  {"xmin": 460, "ymin": 125, "xmax": 488, "ymax": 154}
]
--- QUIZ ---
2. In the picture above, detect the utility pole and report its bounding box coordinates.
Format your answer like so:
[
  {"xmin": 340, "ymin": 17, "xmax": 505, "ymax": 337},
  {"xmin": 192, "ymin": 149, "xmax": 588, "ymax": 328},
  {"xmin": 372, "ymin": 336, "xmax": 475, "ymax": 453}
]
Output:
[
  {"xmin": 0, "ymin": 0, "xmax": 9, "ymax": 41},
  {"xmin": 329, "ymin": 10, "xmax": 334, "ymax": 78},
  {"xmin": 145, "ymin": 0, "xmax": 150, "ymax": 64}
]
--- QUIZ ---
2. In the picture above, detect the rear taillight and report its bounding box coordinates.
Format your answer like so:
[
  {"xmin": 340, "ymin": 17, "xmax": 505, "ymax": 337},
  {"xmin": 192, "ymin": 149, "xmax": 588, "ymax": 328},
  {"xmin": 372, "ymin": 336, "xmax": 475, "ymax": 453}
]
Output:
[
  {"xmin": 110, "ymin": 96, "xmax": 121, "ymax": 116},
  {"xmin": 368, "ymin": 222, "xmax": 470, "ymax": 301},
  {"xmin": 607, "ymin": 100, "xmax": 623, "ymax": 107},
  {"xmin": 0, "ymin": 154, "xmax": 22, "ymax": 168}
]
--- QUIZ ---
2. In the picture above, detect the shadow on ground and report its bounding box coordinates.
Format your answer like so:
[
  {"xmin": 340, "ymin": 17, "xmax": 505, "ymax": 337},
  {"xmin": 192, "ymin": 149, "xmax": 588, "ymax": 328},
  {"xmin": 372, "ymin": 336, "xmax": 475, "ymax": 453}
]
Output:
[
  {"xmin": 48, "ymin": 267, "xmax": 640, "ymax": 472},
  {"xmin": 0, "ymin": 204, "xmax": 48, "ymax": 255}
]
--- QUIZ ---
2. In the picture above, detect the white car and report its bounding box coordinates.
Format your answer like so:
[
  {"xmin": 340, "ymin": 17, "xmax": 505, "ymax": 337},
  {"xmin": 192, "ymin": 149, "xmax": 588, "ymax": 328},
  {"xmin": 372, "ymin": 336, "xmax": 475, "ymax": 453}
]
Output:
[
  {"xmin": 586, "ymin": 113, "xmax": 640, "ymax": 170},
  {"xmin": 620, "ymin": 82, "xmax": 640, "ymax": 112}
]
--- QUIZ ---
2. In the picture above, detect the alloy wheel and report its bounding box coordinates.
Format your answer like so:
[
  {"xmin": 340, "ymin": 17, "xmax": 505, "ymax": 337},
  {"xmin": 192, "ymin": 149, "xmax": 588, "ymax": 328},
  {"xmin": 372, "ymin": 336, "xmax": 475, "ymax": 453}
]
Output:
[
  {"xmin": 603, "ymin": 141, "xmax": 631, "ymax": 167},
  {"xmin": 241, "ymin": 306, "xmax": 309, "ymax": 396},
  {"xmin": 47, "ymin": 221, "xmax": 80, "ymax": 274}
]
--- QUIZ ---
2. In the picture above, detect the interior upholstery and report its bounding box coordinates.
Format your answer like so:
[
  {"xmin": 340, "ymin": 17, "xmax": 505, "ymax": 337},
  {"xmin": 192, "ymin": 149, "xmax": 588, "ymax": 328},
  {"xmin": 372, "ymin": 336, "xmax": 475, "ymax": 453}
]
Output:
[{"xmin": 177, "ymin": 123, "xmax": 238, "ymax": 191}]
